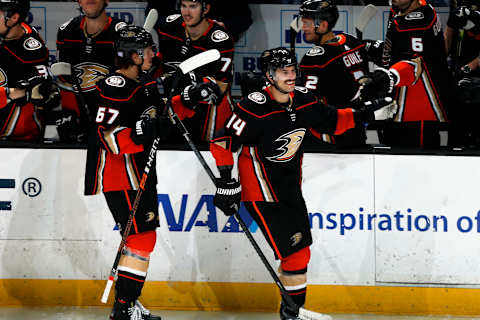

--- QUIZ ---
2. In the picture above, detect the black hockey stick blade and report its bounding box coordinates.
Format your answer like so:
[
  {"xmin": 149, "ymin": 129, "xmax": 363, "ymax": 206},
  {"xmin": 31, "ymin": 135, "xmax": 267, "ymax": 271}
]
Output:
[{"xmin": 289, "ymin": 16, "xmax": 303, "ymax": 52}]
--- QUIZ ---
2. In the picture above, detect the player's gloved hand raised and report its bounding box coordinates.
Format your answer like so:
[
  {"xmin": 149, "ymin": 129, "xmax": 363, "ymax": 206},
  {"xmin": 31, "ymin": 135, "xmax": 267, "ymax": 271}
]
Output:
[
  {"xmin": 353, "ymin": 97, "xmax": 398, "ymax": 123},
  {"xmin": 451, "ymin": 6, "xmax": 480, "ymax": 29},
  {"xmin": 16, "ymin": 65, "xmax": 54, "ymax": 105},
  {"xmin": 131, "ymin": 117, "xmax": 158, "ymax": 145},
  {"xmin": 213, "ymin": 178, "xmax": 242, "ymax": 216},
  {"xmin": 358, "ymin": 68, "xmax": 398, "ymax": 101},
  {"xmin": 180, "ymin": 81, "xmax": 221, "ymax": 109}
]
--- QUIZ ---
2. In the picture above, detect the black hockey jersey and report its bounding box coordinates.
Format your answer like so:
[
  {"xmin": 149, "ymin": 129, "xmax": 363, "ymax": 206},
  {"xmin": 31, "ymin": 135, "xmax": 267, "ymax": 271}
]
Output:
[
  {"xmin": 382, "ymin": 1, "xmax": 450, "ymax": 122},
  {"xmin": 210, "ymin": 86, "xmax": 356, "ymax": 202},
  {"xmin": 56, "ymin": 16, "xmax": 127, "ymax": 118},
  {"xmin": 156, "ymin": 15, "xmax": 234, "ymax": 85},
  {"xmin": 156, "ymin": 15, "xmax": 235, "ymax": 142},
  {"xmin": 299, "ymin": 33, "xmax": 369, "ymax": 146},
  {"xmin": 0, "ymin": 23, "xmax": 49, "ymax": 140},
  {"xmin": 84, "ymin": 73, "xmax": 160, "ymax": 195}
]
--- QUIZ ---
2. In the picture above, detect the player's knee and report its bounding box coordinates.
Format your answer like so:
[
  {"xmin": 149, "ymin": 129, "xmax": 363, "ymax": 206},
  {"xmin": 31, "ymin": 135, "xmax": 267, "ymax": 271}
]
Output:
[
  {"xmin": 280, "ymin": 246, "xmax": 311, "ymax": 274},
  {"xmin": 125, "ymin": 230, "xmax": 157, "ymax": 256}
]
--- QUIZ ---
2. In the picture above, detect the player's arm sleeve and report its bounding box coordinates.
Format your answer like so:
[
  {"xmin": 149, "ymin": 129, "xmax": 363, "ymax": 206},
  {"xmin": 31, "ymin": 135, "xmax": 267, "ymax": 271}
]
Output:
[
  {"xmin": 210, "ymin": 103, "xmax": 256, "ymax": 178},
  {"xmin": 302, "ymin": 99, "xmax": 356, "ymax": 135},
  {"xmin": 94, "ymin": 93, "xmax": 144, "ymax": 155},
  {"xmin": 390, "ymin": 57, "xmax": 423, "ymax": 87},
  {"xmin": 97, "ymin": 125, "xmax": 144, "ymax": 155}
]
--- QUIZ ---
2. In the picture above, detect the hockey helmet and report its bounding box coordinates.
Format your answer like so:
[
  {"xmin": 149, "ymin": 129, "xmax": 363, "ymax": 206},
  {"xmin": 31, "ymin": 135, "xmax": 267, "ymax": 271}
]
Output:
[
  {"xmin": 299, "ymin": 0, "xmax": 339, "ymax": 30},
  {"xmin": 177, "ymin": 0, "xmax": 212, "ymax": 12},
  {"xmin": 115, "ymin": 25, "xmax": 154, "ymax": 61},
  {"xmin": 0, "ymin": 0, "xmax": 30, "ymax": 22},
  {"xmin": 260, "ymin": 47, "xmax": 298, "ymax": 77}
]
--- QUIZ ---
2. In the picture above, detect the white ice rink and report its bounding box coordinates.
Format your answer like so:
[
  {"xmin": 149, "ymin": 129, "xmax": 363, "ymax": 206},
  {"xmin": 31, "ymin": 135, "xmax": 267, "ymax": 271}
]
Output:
[{"xmin": 0, "ymin": 308, "xmax": 478, "ymax": 320}]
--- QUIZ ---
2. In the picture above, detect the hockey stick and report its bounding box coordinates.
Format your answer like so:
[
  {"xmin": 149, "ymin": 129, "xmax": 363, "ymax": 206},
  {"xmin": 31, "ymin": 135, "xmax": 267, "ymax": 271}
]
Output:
[
  {"xmin": 167, "ymin": 114, "xmax": 332, "ymax": 320},
  {"xmin": 100, "ymin": 49, "xmax": 221, "ymax": 304},
  {"xmin": 143, "ymin": 8, "xmax": 158, "ymax": 33},
  {"xmin": 166, "ymin": 60, "xmax": 331, "ymax": 320},
  {"xmin": 355, "ymin": 4, "xmax": 378, "ymax": 41},
  {"xmin": 290, "ymin": 15, "xmax": 303, "ymax": 53}
]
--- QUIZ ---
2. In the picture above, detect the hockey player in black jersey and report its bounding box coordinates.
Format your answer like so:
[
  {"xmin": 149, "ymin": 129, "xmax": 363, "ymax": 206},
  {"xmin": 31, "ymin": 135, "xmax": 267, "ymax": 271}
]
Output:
[
  {"xmin": 299, "ymin": 0, "xmax": 370, "ymax": 148},
  {"xmin": 156, "ymin": 0, "xmax": 235, "ymax": 142},
  {"xmin": 210, "ymin": 48, "xmax": 393, "ymax": 320},
  {"xmin": 86, "ymin": 25, "xmax": 219, "ymax": 320},
  {"xmin": 0, "ymin": 0, "xmax": 57, "ymax": 141},
  {"xmin": 56, "ymin": 0, "xmax": 127, "ymax": 142},
  {"xmin": 361, "ymin": 0, "xmax": 452, "ymax": 147}
]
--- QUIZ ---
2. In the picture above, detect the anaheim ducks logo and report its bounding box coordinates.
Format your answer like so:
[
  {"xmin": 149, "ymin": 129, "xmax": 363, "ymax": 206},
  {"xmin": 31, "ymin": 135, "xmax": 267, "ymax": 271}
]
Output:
[
  {"xmin": 0, "ymin": 68, "xmax": 7, "ymax": 87},
  {"xmin": 267, "ymin": 128, "xmax": 306, "ymax": 162},
  {"xmin": 141, "ymin": 106, "xmax": 157, "ymax": 120},
  {"xmin": 74, "ymin": 62, "xmax": 109, "ymax": 92},
  {"xmin": 146, "ymin": 211, "xmax": 155, "ymax": 222},
  {"xmin": 290, "ymin": 232, "xmax": 303, "ymax": 247}
]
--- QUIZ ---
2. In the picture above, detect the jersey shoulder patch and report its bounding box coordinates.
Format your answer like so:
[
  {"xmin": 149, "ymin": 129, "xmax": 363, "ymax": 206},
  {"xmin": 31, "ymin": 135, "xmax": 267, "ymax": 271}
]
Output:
[
  {"xmin": 23, "ymin": 37, "xmax": 42, "ymax": 51},
  {"xmin": 114, "ymin": 21, "xmax": 128, "ymax": 32},
  {"xmin": 105, "ymin": 75, "xmax": 126, "ymax": 88},
  {"xmin": 247, "ymin": 91, "xmax": 267, "ymax": 104},
  {"xmin": 294, "ymin": 86, "xmax": 309, "ymax": 93},
  {"xmin": 166, "ymin": 14, "xmax": 181, "ymax": 23},
  {"xmin": 211, "ymin": 29, "xmax": 229, "ymax": 43},
  {"xmin": 98, "ymin": 74, "xmax": 139, "ymax": 101},
  {"xmin": 306, "ymin": 46, "xmax": 325, "ymax": 57},
  {"xmin": 395, "ymin": 5, "xmax": 436, "ymax": 30}
]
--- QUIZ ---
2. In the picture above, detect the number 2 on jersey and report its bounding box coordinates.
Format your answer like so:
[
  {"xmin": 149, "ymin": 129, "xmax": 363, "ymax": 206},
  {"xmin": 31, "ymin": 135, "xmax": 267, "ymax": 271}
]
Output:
[
  {"xmin": 226, "ymin": 113, "xmax": 246, "ymax": 136},
  {"xmin": 96, "ymin": 107, "xmax": 119, "ymax": 124}
]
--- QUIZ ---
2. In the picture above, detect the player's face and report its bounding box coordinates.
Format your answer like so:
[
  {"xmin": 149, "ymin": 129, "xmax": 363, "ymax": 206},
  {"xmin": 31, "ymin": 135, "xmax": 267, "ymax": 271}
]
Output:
[
  {"xmin": 301, "ymin": 17, "xmax": 320, "ymax": 42},
  {"xmin": 141, "ymin": 46, "xmax": 155, "ymax": 71},
  {"xmin": 79, "ymin": 0, "xmax": 107, "ymax": 19},
  {"xmin": 181, "ymin": 1, "xmax": 203, "ymax": 27},
  {"xmin": 274, "ymin": 65, "xmax": 297, "ymax": 93}
]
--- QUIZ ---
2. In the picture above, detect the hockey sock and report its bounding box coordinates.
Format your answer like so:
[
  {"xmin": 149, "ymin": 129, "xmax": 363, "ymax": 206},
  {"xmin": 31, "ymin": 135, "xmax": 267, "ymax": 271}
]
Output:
[
  {"xmin": 279, "ymin": 247, "xmax": 310, "ymax": 314},
  {"xmin": 115, "ymin": 231, "xmax": 156, "ymax": 302}
]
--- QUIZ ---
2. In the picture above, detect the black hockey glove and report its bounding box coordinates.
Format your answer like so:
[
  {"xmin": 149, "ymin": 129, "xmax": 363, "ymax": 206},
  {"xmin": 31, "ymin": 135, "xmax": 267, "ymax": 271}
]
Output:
[
  {"xmin": 363, "ymin": 39, "xmax": 384, "ymax": 66},
  {"xmin": 213, "ymin": 178, "xmax": 242, "ymax": 216},
  {"xmin": 16, "ymin": 65, "xmax": 54, "ymax": 105},
  {"xmin": 358, "ymin": 68, "xmax": 398, "ymax": 101},
  {"xmin": 131, "ymin": 117, "xmax": 158, "ymax": 145},
  {"xmin": 54, "ymin": 110, "xmax": 85, "ymax": 143},
  {"xmin": 450, "ymin": 6, "xmax": 480, "ymax": 30},
  {"xmin": 353, "ymin": 97, "xmax": 397, "ymax": 124},
  {"xmin": 180, "ymin": 81, "xmax": 221, "ymax": 109},
  {"xmin": 448, "ymin": 7, "xmax": 468, "ymax": 29}
]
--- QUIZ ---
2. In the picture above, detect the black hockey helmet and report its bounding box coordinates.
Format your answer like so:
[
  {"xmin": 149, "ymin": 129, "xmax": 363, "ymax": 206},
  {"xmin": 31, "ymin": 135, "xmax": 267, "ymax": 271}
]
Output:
[
  {"xmin": 0, "ymin": 0, "xmax": 30, "ymax": 22},
  {"xmin": 299, "ymin": 0, "xmax": 339, "ymax": 30},
  {"xmin": 177, "ymin": 0, "xmax": 212, "ymax": 12},
  {"xmin": 115, "ymin": 25, "xmax": 154, "ymax": 61},
  {"xmin": 260, "ymin": 47, "xmax": 298, "ymax": 78}
]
